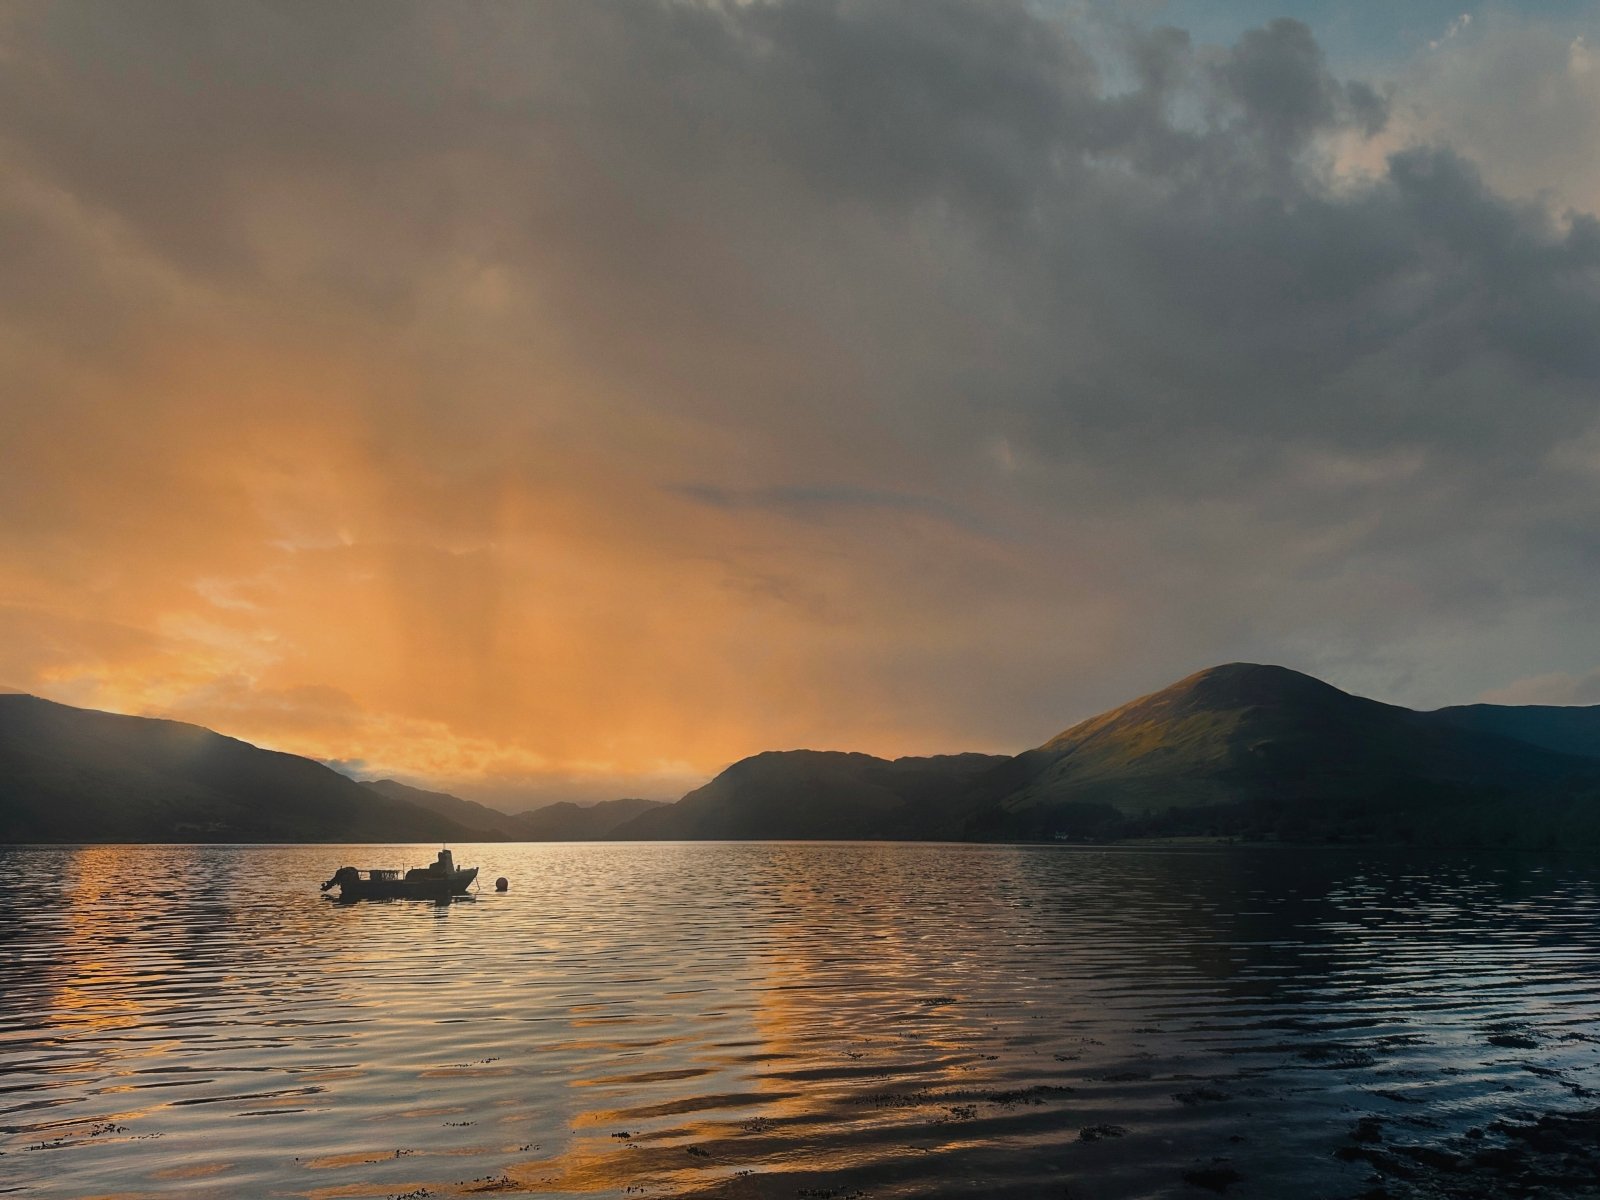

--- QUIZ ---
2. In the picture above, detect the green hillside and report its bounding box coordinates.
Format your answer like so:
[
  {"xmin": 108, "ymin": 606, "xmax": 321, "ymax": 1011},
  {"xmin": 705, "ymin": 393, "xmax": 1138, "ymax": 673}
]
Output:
[{"xmin": 985, "ymin": 664, "xmax": 1600, "ymax": 843}]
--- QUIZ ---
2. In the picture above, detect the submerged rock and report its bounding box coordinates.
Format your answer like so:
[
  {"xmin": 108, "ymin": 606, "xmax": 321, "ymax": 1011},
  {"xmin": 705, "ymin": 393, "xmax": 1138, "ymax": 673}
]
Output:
[
  {"xmin": 1339, "ymin": 1107, "xmax": 1600, "ymax": 1198},
  {"xmin": 1078, "ymin": 1124, "xmax": 1129, "ymax": 1142}
]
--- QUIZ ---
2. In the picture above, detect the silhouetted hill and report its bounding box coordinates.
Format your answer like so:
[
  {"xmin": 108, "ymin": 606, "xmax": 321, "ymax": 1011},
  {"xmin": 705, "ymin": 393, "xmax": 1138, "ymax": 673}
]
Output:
[
  {"xmin": 0, "ymin": 695, "xmax": 497, "ymax": 843},
  {"xmin": 11, "ymin": 666, "xmax": 1600, "ymax": 847},
  {"xmin": 360, "ymin": 780, "xmax": 666, "ymax": 839},
  {"xmin": 611, "ymin": 665, "xmax": 1600, "ymax": 848},
  {"xmin": 983, "ymin": 664, "xmax": 1600, "ymax": 843},
  {"xmin": 609, "ymin": 750, "xmax": 1009, "ymax": 840},
  {"xmin": 1430, "ymin": 703, "xmax": 1600, "ymax": 760},
  {"xmin": 512, "ymin": 797, "xmax": 666, "ymax": 839},
  {"xmin": 361, "ymin": 778, "xmax": 528, "ymax": 837}
]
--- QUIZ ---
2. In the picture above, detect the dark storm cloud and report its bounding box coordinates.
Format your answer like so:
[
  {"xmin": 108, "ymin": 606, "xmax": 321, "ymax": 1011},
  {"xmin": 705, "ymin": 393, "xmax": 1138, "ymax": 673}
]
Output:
[{"xmin": 2, "ymin": 0, "xmax": 1599, "ymax": 782}]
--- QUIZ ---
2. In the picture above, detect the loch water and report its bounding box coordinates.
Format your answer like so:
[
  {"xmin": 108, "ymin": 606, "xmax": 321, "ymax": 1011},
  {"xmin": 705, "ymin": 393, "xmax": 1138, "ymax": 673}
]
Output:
[{"xmin": 4, "ymin": 842, "xmax": 1600, "ymax": 1199}]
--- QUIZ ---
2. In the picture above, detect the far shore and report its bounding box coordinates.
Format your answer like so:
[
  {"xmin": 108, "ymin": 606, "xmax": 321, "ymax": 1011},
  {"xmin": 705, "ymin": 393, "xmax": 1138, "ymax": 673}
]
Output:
[{"xmin": 5, "ymin": 836, "xmax": 1598, "ymax": 853}]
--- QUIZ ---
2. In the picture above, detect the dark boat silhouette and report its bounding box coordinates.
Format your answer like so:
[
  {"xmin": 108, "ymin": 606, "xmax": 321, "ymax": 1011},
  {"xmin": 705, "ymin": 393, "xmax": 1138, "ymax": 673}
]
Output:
[{"xmin": 321, "ymin": 848, "xmax": 478, "ymax": 901}]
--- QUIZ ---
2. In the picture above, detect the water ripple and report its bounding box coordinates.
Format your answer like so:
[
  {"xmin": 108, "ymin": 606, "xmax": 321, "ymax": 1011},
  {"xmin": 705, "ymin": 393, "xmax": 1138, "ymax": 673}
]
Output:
[{"xmin": 2, "ymin": 843, "xmax": 1600, "ymax": 1197}]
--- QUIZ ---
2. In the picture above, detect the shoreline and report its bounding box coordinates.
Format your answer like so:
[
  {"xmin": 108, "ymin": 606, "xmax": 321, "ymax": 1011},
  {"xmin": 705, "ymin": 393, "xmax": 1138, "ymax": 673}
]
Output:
[{"xmin": 7, "ymin": 836, "xmax": 1600, "ymax": 853}]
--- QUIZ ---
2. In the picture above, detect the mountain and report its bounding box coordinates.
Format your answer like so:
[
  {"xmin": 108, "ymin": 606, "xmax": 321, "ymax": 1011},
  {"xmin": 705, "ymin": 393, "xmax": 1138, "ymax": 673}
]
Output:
[
  {"xmin": 0, "ymin": 694, "xmax": 499, "ymax": 843},
  {"xmin": 9, "ymin": 665, "xmax": 1600, "ymax": 847},
  {"xmin": 609, "ymin": 750, "xmax": 1012, "ymax": 840},
  {"xmin": 979, "ymin": 664, "xmax": 1600, "ymax": 843},
  {"xmin": 361, "ymin": 780, "xmax": 665, "ymax": 839},
  {"xmin": 511, "ymin": 797, "xmax": 666, "ymax": 839},
  {"xmin": 610, "ymin": 665, "xmax": 1600, "ymax": 848},
  {"xmin": 1430, "ymin": 703, "xmax": 1600, "ymax": 760},
  {"xmin": 361, "ymin": 779, "xmax": 529, "ymax": 837}
]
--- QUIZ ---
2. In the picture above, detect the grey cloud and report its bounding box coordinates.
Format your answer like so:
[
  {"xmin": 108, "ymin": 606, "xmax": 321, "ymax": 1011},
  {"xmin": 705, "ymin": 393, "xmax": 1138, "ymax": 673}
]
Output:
[
  {"xmin": 1067, "ymin": 143, "xmax": 1600, "ymax": 453},
  {"xmin": 3, "ymin": 0, "xmax": 1600, "ymax": 732},
  {"xmin": 744, "ymin": 0, "xmax": 1104, "ymax": 212},
  {"xmin": 1214, "ymin": 19, "xmax": 1389, "ymax": 152}
]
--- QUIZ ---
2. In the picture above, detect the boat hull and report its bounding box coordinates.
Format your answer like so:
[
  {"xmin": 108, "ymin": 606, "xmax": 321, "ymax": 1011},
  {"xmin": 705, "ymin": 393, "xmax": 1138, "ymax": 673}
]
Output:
[{"xmin": 328, "ymin": 867, "xmax": 478, "ymax": 902}]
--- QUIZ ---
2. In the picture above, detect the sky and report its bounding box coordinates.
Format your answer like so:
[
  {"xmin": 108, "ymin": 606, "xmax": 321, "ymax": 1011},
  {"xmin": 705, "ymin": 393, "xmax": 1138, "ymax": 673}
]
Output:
[{"xmin": 2, "ymin": 1, "xmax": 1599, "ymax": 809}]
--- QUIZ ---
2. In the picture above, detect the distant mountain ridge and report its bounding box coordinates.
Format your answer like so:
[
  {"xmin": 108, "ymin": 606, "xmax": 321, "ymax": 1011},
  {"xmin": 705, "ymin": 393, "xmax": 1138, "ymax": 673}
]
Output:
[
  {"xmin": 0, "ymin": 694, "xmax": 486, "ymax": 843},
  {"xmin": 610, "ymin": 664, "xmax": 1600, "ymax": 847},
  {"xmin": 1430, "ymin": 703, "xmax": 1600, "ymax": 760},
  {"xmin": 0, "ymin": 694, "xmax": 667, "ymax": 843},
  {"xmin": 508, "ymin": 797, "xmax": 666, "ymax": 840},
  {"xmin": 4, "ymin": 664, "xmax": 1600, "ymax": 846},
  {"xmin": 359, "ymin": 779, "xmax": 663, "ymax": 840},
  {"xmin": 615, "ymin": 750, "xmax": 1010, "ymax": 841}
]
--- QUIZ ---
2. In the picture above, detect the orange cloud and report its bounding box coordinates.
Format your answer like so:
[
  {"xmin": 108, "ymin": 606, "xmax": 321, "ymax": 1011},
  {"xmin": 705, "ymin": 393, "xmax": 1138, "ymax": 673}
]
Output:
[{"xmin": 6, "ymin": 3, "xmax": 1599, "ymax": 809}]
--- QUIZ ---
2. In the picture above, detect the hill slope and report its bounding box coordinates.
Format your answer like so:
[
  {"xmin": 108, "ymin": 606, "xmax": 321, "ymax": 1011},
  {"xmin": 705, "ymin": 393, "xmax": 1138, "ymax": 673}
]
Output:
[
  {"xmin": 1430, "ymin": 703, "xmax": 1600, "ymax": 760},
  {"xmin": 985, "ymin": 664, "xmax": 1600, "ymax": 842},
  {"xmin": 361, "ymin": 780, "xmax": 666, "ymax": 840},
  {"xmin": 0, "ymin": 695, "xmax": 497, "ymax": 843},
  {"xmin": 610, "ymin": 665, "xmax": 1600, "ymax": 846},
  {"xmin": 361, "ymin": 779, "xmax": 528, "ymax": 837},
  {"xmin": 610, "ymin": 750, "xmax": 1010, "ymax": 840},
  {"xmin": 10, "ymin": 666, "xmax": 1600, "ymax": 847},
  {"xmin": 512, "ymin": 797, "xmax": 666, "ymax": 839}
]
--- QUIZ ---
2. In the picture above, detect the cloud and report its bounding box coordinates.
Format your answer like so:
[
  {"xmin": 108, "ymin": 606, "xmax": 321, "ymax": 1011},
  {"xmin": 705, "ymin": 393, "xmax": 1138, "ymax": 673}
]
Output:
[
  {"xmin": 1394, "ymin": 9, "xmax": 1600, "ymax": 214},
  {"xmin": 1216, "ymin": 17, "xmax": 1389, "ymax": 152},
  {"xmin": 1481, "ymin": 668, "xmax": 1600, "ymax": 707},
  {"xmin": 318, "ymin": 757, "xmax": 369, "ymax": 779},
  {"xmin": 0, "ymin": 1, "xmax": 1598, "ymax": 797},
  {"xmin": 666, "ymin": 483, "xmax": 994, "ymax": 534}
]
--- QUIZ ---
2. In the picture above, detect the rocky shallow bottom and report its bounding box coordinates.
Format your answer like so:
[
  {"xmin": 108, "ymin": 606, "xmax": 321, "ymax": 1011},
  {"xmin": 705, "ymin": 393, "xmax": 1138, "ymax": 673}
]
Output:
[{"xmin": 1339, "ymin": 1106, "xmax": 1600, "ymax": 1199}]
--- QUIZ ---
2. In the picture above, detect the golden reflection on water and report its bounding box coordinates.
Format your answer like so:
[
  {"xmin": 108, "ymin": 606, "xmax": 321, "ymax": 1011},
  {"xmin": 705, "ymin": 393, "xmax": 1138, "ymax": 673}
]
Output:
[
  {"xmin": 480, "ymin": 845, "xmax": 1271, "ymax": 1196},
  {"xmin": 8, "ymin": 844, "xmax": 1600, "ymax": 1199},
  {"xmin": 51, "ymin": 846, "xmax": 158, "ymax": 1035}
]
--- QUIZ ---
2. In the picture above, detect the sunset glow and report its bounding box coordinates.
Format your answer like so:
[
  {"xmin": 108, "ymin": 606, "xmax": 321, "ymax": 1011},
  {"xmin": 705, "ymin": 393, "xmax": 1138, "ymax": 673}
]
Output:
[{"xmin": 4, "ymin": 2, "xmax": 1599, "ymax": 808}]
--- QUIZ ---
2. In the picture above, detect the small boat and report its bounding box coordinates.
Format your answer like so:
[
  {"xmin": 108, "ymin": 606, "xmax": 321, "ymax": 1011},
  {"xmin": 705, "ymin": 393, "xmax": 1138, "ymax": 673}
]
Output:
[{"xmin": 321, "ymin": 848, "xmax": 478, "ymax": 901}]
